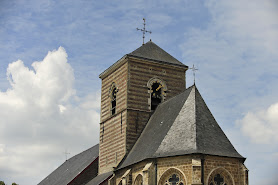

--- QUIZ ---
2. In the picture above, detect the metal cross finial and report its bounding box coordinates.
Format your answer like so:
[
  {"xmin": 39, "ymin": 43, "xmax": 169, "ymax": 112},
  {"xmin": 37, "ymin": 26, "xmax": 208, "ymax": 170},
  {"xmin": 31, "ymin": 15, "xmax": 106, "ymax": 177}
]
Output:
[
  {"xmin": 137, "ymin": 18, "xmax": 152, "ymax": 45},
  {"xmin": 64, "ymin": 149, "xmax": 70, "ymax": 161},
  {"xmin": 189, "ymin": 64, "xmax": 198, "ymax": 84}
]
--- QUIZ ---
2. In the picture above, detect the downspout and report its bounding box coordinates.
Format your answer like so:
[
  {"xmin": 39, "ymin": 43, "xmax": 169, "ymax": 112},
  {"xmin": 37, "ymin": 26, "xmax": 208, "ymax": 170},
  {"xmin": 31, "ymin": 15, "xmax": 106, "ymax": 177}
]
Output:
[
  {"xmin": 201, "ymin": 157, "xmax": 205, "ymax": 185},
  {"xmin": 155, "ymin": 159, "xmax": 158, "ymax": 185}
]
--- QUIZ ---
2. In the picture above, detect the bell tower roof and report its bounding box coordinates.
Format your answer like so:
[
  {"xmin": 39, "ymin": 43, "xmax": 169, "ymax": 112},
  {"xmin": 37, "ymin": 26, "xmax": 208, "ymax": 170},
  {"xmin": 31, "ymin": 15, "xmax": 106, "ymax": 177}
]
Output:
[
  {"xmin": 128, "ymin": 41, "xmax": 187, "ymax": 67},
  {"xmin": 99, "ymin": 41, "xmax": 187, "ymax": 79}
]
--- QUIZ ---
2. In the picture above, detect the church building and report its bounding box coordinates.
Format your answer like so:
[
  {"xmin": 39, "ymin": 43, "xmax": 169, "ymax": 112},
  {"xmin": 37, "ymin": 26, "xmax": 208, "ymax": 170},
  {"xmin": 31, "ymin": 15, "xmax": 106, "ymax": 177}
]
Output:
[{"xmin": 39, "ymin": 41, "xmax": 248, "ymax": 185}]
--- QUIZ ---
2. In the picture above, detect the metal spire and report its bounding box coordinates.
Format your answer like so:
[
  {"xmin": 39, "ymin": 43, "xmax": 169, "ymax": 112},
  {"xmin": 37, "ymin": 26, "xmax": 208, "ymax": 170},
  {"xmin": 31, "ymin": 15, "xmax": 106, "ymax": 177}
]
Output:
[
  {"xmin": 137, "ymin": 18, "xmax": 152, "ymax": 45},
  {"xmin": 189, "ymin": 64, "xmax": 198, "ymax": 84}
]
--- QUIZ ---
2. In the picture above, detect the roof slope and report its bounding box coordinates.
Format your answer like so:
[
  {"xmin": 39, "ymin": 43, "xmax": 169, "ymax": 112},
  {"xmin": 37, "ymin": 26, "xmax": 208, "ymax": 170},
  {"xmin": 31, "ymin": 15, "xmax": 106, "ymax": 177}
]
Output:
[
  {"xmin": 128, "ymin": 41, "xmax": 187, "ymax": 67},
  {"xmin": 99, "ymin": 41, "xmax": 187, "ymax": 79},
  {"xmin": 39, "ymin": 144, "xmax": 99, "ymax": 185},
  {"xmin": 118, "ymin": 86, "xmax": 243, "ymax": 169},
  {"xmin": 86, "ymin": 171, "xmax": 113, "ymax": 185}
]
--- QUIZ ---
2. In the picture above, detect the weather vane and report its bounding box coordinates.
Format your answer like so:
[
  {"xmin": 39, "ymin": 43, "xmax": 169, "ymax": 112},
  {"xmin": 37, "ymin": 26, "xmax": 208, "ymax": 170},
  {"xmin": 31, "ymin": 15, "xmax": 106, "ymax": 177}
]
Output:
[
  {"xmin": 189, "ymin": 64, "xmax": 198, "ymax": 84},
  {"xmin": 64, "ymin": 149, "xmax": 70, "ymax": 161},
  {"xmin": 137, "ymin": 18, "xmax": 152, "ymax": 45}
]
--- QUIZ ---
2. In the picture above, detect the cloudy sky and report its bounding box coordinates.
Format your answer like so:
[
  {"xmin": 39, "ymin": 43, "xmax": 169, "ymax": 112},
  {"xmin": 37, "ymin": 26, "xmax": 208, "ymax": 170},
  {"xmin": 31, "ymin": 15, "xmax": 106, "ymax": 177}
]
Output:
[{"xmin": 0, "ymin": 0, "xmax": 277, "ymax": 184}]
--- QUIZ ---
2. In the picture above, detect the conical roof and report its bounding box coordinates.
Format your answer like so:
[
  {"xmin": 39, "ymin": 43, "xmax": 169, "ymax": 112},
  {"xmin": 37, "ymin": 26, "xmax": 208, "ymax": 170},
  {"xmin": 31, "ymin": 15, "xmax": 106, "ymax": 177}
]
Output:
[
  {"xmin": 128, "ymin": 41, "xmax": 187, "ymax": 67},
  {"xmin": 118, "ymin": 85, "xmax": 243, "ymax": 169}
]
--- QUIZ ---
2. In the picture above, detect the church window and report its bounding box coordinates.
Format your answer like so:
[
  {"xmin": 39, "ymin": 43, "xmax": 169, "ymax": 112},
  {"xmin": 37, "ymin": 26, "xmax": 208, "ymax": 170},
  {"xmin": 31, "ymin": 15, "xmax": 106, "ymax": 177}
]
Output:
[
  {"xmin": 207, "ymin": 168, "xmax": 234, "ymax": 185},
  {"xmin": 158, "ymin": 168, "xmax": 186, "ymax": 185},
  {"xmin": 151, "ymin": 82, "xmax": 162, "ymax": 110},
  {"xmin": 147, "ymin": 78, "xmax": 167, "ymax": 111},
  {"xmin": 164, "ymin": 174, "xmax": 184, "ymax": 185},
  {"xmin": 134, "ymin": 174, "xmax": 143, "ymax": 185},
  {"xmin": 109, "ymin": 83, "xmax": 118, "ymax": 115}
]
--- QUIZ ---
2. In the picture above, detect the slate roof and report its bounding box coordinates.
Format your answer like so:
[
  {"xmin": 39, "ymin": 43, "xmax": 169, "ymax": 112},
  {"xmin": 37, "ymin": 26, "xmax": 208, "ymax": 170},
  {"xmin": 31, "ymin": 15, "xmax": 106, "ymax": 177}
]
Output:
[
  {"xmin": 39, "ymin": 144, "xmax": 99, "ymax": 185},
  {"xmin": 99, "ymin": 41, "xmax": 187, "ymax": 79},
  {"xmin": 86, "ymin": 171, "xmax": 113, "ymax": 185},
  {"xmin": 118, "ymin": 85, "xmax": 244, "ymax": 169},
  {"xmin": 128, "ymin": 41, "xmax": 187, "ymax": 67}
]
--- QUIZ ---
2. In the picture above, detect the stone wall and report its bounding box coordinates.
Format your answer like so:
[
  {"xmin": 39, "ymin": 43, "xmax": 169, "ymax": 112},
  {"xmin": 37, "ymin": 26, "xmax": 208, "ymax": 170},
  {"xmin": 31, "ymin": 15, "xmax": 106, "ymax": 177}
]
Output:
[
  {"xmin": 112, "ymin": 155, "xmax": 248, "ymax": 185},
  {"xmin": 204, "ymin": 155, "xmax": 247, "ymax": 185}
]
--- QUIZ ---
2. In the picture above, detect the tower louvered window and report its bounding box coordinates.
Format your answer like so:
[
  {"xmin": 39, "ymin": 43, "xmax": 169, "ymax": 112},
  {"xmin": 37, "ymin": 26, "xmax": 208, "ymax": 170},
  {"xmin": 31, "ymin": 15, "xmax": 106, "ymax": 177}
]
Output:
[{"xmin": 151, "ymin": 82, "xmax": 162, "ymax": 110}]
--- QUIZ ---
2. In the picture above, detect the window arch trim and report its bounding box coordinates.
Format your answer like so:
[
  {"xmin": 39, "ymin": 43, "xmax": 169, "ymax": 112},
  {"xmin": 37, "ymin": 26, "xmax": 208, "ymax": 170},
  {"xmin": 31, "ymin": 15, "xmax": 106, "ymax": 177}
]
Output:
[
  {"xmin": 206, "ymin": 167, "xmax": 235, "ymax": 185},
  {"xmin": 158, "ymin": 167, "xmax": 187, "ymax": 185},
  {"xmin": 147, "ymin": 77, "xmax": 167, "ymax": 111},
  {"xmin": 133, "ymin": 174, "xmax": 143, "ymax": 185}
]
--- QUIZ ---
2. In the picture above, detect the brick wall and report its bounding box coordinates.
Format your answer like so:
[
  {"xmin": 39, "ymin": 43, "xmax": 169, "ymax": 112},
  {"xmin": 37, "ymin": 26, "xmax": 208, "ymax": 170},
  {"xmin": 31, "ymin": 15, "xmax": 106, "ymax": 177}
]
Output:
[
  {"xmin": 99, "ymin": 57, "xmax": 187, "ymax": 174},
  {"xmin": 99, "ymin": 61, "xmax": 128, "ymax": 174},
  {"xmin": 126, "ymin": 58, "xmax": 186, "ymax": 153}
]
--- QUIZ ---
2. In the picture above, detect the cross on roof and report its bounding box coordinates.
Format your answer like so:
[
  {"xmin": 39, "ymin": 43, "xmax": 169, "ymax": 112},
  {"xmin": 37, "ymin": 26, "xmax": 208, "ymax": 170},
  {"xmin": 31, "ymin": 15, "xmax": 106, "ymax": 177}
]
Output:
[
  {"xmin": 189, "ymin": 64, "xmax": 198, "ymax": 84},
  {"xmin": 137, "ymin": 18, "xmax": 152, "ymax": 45},
  {"xmin": 64, "ymin": 149, "xmax": 70, "ymax": 161}
]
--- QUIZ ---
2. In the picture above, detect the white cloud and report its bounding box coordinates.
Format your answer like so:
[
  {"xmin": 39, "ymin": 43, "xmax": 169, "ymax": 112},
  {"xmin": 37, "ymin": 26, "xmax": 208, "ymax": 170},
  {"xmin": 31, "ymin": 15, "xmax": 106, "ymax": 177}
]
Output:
[
  {"xmin": 180, "ymin": 1, "xmax": 278, "ymax": 183},
  {"xmin": 237, "ymin": 102, "xmax": 278, "ymax": 144},
  {"xmin": 0, "ymin": 47, "xmax": 100, "ymax": 184},
  {"xmin": 181, "ymin": 0, "xmax": 278, "ymax": 118}
]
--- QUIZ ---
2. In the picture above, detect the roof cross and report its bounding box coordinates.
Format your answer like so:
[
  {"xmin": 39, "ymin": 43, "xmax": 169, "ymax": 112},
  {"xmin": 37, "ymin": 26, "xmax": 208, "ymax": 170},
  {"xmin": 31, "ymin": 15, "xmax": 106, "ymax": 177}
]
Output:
[
  {"xmin": 64, "ymin": 149, "xmax": 70, "ymax": 161},
  {"xmin": 189, "ymin": 64, "xmax": 198, "ymax": 84},
  {"xmin": 137, "ymin": 18, "xmax": 152, "ymax": 45}
]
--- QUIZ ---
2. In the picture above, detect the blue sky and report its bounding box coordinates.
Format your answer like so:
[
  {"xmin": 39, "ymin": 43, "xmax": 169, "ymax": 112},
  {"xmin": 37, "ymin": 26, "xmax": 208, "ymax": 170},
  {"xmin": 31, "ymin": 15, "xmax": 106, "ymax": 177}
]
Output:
[{"xmin": 0, "ymin": 0, "xmax": 278, "ymax": 184}]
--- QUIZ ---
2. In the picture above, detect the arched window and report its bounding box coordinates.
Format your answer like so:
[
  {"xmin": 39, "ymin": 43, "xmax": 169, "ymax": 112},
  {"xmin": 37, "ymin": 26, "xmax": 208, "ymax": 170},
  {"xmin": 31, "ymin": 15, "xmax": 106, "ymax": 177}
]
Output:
[
  {"xmin": 147, "ymin": 78, "xmax": 167, "ymax": 111},
  {"xmin": 207, "ymin": 168, "xmax": 234, "ymax": 185},
  {"xmin": 158, "ymin": 168, "xmax": 186, "ymax": 185},
  {"xmin": 109, "ymin": 83, "xmax": 118, "ymax": 115},
  {"xmin": 133, "ymin": 174, "xmax": 143, "ymax": 185},
  {"xmin": 151, "ymin": 82, "xmax": 162, "ymax": 110},
  {"xmin": 209, "ymin": 174, "xmax": 226, "ymax": 185},
  {"xmin": 164, "ymin": 174, "xmax": 184, "ymax": 185}
]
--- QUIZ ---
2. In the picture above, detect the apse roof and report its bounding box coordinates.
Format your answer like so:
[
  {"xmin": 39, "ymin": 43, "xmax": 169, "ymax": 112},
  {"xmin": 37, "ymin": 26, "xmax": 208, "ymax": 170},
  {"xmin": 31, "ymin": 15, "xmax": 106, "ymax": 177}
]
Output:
[
  {"xmin": 118, "ymin": 85, "xmax": 244, "ymax": 169},
  {"xmin": 38, "ymin": 144, "xmax": 99, "ymax": 185},
  {"xmin": 127, "ymin": 41, "xmax": 187, "ymax": 67}
]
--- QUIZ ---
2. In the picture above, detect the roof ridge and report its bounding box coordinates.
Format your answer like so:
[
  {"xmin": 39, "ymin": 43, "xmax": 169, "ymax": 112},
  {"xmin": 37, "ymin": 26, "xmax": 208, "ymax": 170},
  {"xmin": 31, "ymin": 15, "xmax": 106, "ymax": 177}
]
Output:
[
  {"xmin": 155, "ymin": 85, "xmax": 194, "ymax": 109},
  {"xmin": 70, "ymin": 143, "xmax": 99, "ymax": 160},
  {"xmin": 128, "ymin": 41, "xmax": 187, "ymax": 67},
  {"xmin": 194, "ymin": 88, "xmax": 244, "ymax": 159}
]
